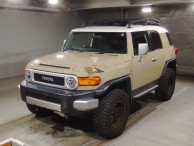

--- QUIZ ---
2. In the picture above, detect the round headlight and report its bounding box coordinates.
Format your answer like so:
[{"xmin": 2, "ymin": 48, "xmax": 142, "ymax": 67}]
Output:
[
  {"xmin": 25, "ymin": 69, "xmax": 32, "ymax": 81},
  {"xmin": 65, "ymin": 76, "xmax": 78, "ymax": 90}
]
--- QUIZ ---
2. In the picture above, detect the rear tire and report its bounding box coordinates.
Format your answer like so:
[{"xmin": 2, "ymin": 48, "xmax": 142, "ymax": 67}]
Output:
[
  {"xmin": 93, "ymin": 89, "xmax": 130, "ymax": 139},
  {"xmin": 27, "ymin": 104, "xmax": 53, "ymax": 117},
  {"xmin": 156, "ymin": 68, "xmax": 175, "ymax": 101}
]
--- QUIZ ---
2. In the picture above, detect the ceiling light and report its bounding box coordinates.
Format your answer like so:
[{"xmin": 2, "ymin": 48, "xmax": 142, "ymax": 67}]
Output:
[
  {"xmin": 142, "ymin": 8, "xmax": 152, "ymax": 13},
  {"xmin": 49, "ymin": 0, "xmax": 58, "ymax": 5}
]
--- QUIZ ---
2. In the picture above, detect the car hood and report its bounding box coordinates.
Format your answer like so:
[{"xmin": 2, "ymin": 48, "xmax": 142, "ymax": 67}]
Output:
[{"xmin": 27, "ymin": 51, "xmax": 125, "ymax": 77}]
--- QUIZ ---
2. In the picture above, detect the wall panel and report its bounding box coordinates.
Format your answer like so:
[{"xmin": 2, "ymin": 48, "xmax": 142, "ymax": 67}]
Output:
[
  {"xmin": 80, "ymin": 5, "xmax": 194, "ymax": 76},
  {"xmin": 0, "ymin": 9, "xmax": 83, "ymax": 78}
]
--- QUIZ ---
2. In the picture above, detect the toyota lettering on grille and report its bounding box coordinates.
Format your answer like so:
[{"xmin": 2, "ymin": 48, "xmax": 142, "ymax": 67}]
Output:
[
  {"xmin": 42, "ymin": 76, "xmax": 54, "ymax": 82},
  {"xmin": 34, "ymin": 73, "xmax": 64, "ymax": 86}
]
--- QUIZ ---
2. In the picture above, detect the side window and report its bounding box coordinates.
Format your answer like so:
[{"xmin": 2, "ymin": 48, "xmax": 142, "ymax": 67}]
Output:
[
  {"xmin": 132, "ymin": 31, "xmax": 150, "ymax": 56},
  {"xmin": 166, "ymin": 33, "xmax": 173, "ymax": 46},
  {"xmin": 150, "ymin": 31, "xmax": 162, "ymax": 50}
]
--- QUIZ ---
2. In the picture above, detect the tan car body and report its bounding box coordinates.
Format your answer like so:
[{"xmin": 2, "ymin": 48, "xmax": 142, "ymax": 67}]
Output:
[
  {"xmin": 26, "ymin": 25, "xmax": 175, "ymax": 91},
  {"xmin": 20, "ymin": 24, "xmax": 176, "ymax": 138}
]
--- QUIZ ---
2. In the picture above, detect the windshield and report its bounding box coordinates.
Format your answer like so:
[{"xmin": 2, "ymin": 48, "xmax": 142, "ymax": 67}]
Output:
[{"xmin": 63, "ymin": 32, "xmax": 127, "ymax": 54}]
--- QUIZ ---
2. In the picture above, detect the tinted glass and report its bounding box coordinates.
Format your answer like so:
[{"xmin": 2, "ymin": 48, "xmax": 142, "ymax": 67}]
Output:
[
  {"xmin": 63, "ymin": 32, "xmax": 127, "ymax": 54},
  {"xmin": 132, "ymin": 31, "xmax": 150, "ymax": 55},
  {"xmin": 150, "ymin": 31, "xmax": 162, "ymax": 50},
  {"xmin": 166, "ymin": 33, "xmax": 173, "ymax": 46}
]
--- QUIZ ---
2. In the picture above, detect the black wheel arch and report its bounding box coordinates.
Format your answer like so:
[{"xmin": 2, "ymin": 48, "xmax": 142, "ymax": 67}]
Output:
[
  {"xmin": 95, "ymin": 75, "xmax": 132, "ymax": 103},
  {"xmin": 162, "ymin": 58, "xmax": 176, "ymax": 76}
]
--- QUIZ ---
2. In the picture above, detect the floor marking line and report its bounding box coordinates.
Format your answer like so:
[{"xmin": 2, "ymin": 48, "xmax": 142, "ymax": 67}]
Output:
[
  {"xmin": 130, "ymin": 133, "xmax": 169, "ymax": 146},
  {"xmin": 95, "ymin": 107, "xmax": 157, "ymax": 146},
  {"xmin": 96, "ymin": 140, "xmax": 108, "ymax": 146},
  {"xmin": 173, "ymin": 87, "xmax": 188, "ymax": 97},
  {"xmin": 0, "ymin": 114, "xmax": 33, "ymax": 128},
  {"xmin": 79, "ymin": 139, "xmax": 99, "ymax": 146},
  {"xmin": 126, "ymin": 107, "xmax": 156, "ymax": 128},
  {"xmin": 79, "ymin": 140, "xmax": 90, "ymax": 146}
]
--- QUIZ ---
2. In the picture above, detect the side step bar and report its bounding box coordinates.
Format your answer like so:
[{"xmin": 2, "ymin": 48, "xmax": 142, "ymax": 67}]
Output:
[{"xmin": 133, "ymin": 85, "xmax": 159, "ymax": 98}]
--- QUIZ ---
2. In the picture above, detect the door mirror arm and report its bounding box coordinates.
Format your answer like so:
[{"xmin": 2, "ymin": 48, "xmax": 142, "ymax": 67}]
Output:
[
  {"xmin": 138, "ymin": 55, "xmax": 142, "ymax": 62},
  {"xmin": 62, "ymin": 40, "xmax": 66, "ymax": 50}
]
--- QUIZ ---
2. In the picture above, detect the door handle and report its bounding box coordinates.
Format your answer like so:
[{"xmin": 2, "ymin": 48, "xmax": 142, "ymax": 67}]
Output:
[{"xmin": 152, "ymin": 57, "xmax": 158, "ymax": 62}]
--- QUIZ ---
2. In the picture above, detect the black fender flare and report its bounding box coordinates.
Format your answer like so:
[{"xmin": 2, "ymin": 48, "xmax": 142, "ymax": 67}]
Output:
[
  {"xmin": 162, "ymin": 58, "xmax": 176, "ymax": 76},
  {"xmin": 95, "ymin": 75, "xmax": 132, "ymax": 102}
]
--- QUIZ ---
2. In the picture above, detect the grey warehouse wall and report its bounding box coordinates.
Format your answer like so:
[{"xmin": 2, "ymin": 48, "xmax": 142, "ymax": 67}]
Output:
[
  {"xmin": 1, "ymin": 5, "xmax": 193, "ymax": 79},
  {"xmin": 81, "ymin": 5, "xmax": 194, "ymax": 76},
  {"xmin": 0, "ymin": 9, "xmax": 83, "ymax": 79},
  {"xmin": 126, "ymin": 5, "xmax": 194, "ymax": 76}
]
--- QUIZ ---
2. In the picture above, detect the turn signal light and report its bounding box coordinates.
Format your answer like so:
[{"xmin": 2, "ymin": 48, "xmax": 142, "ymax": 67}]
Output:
[
  {"xmin": 174, "ymin": 48, "xmax": 178, "ymax": 54},
  {"xmin": 78, "ymin": 77, "xmax": 101, "ymax": 86},
  {"xmin": 24, "ymin": 67, "xmax": 26, "ymax": 75}
]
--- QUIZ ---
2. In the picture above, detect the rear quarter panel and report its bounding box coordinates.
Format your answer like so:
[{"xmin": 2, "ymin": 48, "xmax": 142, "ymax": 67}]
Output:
[{"xmin": 160, "ymin": 33, "xmax": 176, "ymax": 61}]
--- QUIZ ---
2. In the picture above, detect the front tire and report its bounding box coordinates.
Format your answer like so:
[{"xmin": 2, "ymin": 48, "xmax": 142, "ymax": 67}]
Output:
[
  {"xmin": 93, "ymin": 89, "xmax": 130, "ymax": 139},
  {"xmin": 27, "ymin": 104, "xmax": 53, "ymax": 117},
  {"xmin": 156, "ymin": 68, "xmax": 176, "ymax": 101}
]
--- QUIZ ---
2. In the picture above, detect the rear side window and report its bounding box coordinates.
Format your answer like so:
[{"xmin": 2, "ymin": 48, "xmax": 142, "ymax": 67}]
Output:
[
  {"xmin": 150, "ymin": 31, "xmax": 162, "ymax": 50},
  {"xmin": 132, "ymin": 31, "xmax": 150, "ymax": 55},
  {"xmin": 166, "ymin": 33, "xmax": 173, "ymax": 46}
]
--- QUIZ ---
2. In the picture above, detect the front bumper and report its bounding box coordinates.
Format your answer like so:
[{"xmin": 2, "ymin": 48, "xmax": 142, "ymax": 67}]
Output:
[{"xmin": 20, "ymin": 80, "xmax": 99, "ymax": 117}]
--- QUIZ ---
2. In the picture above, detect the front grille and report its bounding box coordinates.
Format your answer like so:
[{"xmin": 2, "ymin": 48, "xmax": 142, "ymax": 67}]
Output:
[
  {"xmin": 34, "ymin": 73, "xmax": 64, "ymax": 86},
  {"xmin": 27, "ymin": 92, "xmax": 61, "ymax": 104}
]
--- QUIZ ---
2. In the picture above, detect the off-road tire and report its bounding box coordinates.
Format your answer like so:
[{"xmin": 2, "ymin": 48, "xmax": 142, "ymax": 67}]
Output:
[
  {"xmin": 27, "ymin": 104, "xmax": 53, "ymax": 117},
  {"xmin": 156, "ymin": 68, "xmax": 175, "ymax": 101},
  {"xmin": 93, "ymin": 89, "xmax": 130, "ymax": 139}
]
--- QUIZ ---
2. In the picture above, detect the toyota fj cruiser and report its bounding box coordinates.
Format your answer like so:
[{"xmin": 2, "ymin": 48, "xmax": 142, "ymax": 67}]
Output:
[{"xmin": 19, "ymin": 19, "xmax": 177, "ymax": 139}]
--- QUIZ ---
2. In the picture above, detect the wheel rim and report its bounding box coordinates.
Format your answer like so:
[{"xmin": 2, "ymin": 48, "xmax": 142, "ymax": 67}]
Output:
[{"xmin": 111, "ymin": 100, "xmax": 125, "ymax": 129}]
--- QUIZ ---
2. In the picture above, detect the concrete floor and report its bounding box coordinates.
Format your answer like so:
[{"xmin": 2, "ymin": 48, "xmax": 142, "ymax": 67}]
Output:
[
  {"xmin": 0, "ymin": 75, "xmax": 194, "ymax": 146},
  {"xmin": 0, "ymin": 76, "xmax": 31, "ymax": 125},
  {"xmin": 106, "ymin": 76, "xmax": 194, "ymax": 146}
]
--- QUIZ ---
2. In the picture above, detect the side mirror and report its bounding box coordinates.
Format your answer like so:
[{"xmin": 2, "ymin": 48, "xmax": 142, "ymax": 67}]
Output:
[{"xmin": 138, "ymin": 43, "xmax": 149, "ymax": 62}]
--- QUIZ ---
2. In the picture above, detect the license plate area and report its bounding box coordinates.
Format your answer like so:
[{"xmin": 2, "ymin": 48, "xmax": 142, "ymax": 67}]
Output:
[
  {"xmin": 34, "ymin": 73, "xmax": 64, "ymax": 86},
  {"xmin": 27, "ymin": 91, "xmax": 61, "ymax": 104}
]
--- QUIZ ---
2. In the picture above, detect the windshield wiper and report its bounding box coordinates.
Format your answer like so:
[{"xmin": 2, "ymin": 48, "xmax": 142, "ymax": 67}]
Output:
[{"xmin": 64, "ymin": 48, "xmax": 84, "ymax": 52}]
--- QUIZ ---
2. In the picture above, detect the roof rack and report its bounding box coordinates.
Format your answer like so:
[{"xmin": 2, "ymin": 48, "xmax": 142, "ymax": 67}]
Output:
[
  {"xmin": 130, "ymin": 18, "xmax": 160, "ymax": 27},
  {"xmin": 82, "ymin": 18, "xmax": 160, "ymax": 28},
  {"xmin": 82, "ymin": 19, "xmax": 135, "ymax": 27}
]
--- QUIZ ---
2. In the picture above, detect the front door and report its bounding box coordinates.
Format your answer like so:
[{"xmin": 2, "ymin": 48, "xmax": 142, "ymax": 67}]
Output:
[{"xmin": 131, "ymin": 31, "xmax": 158, "ymax": 90}]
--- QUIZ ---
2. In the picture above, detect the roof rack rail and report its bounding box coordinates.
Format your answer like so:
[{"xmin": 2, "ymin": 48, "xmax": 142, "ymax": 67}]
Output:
[
  {"xmin": 129, "ymin": 18, "xmax": 160, "ymax": 27},
  {"xmin": 82, "ymin": 18, "xmax": 160, "ymax": 28},
  {"xmin": 82, "ymin": 19, "xmax": 135, "ymax": 28}
]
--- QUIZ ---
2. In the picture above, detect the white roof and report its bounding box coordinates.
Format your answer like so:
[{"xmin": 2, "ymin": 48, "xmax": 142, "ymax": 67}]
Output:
[{"xmin": 72, "ymin": 25, "xmax": 168, "ymax": 33}]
